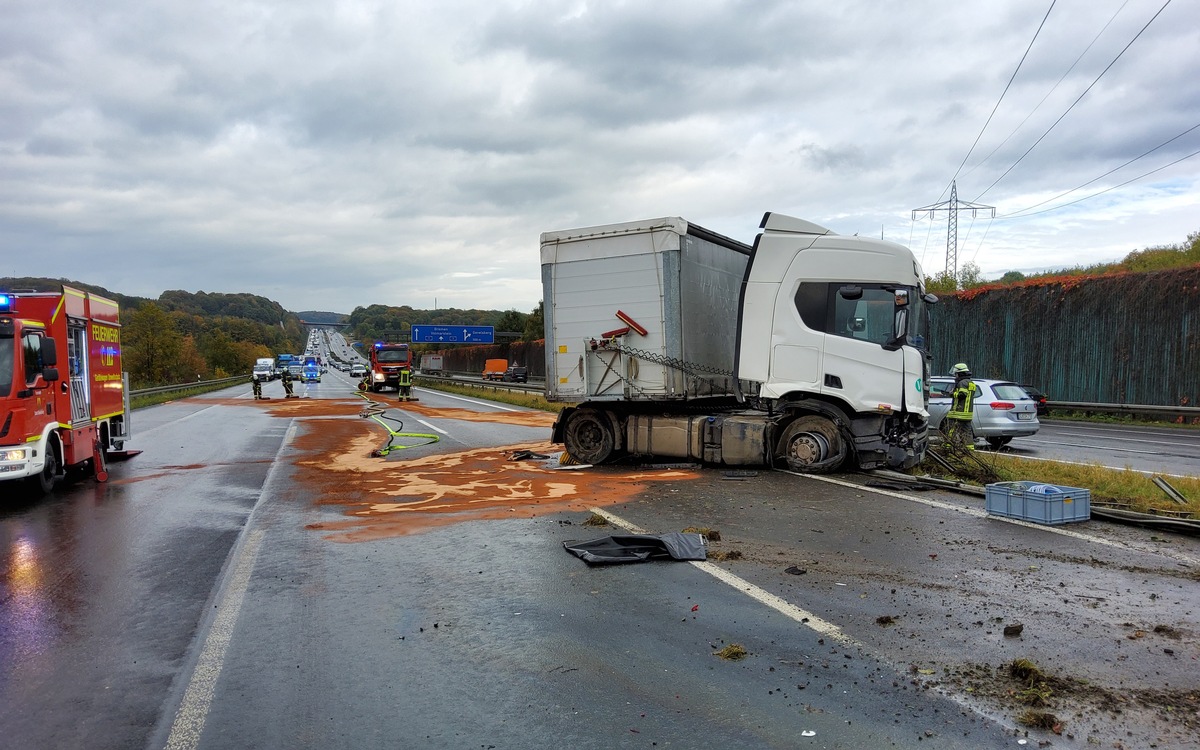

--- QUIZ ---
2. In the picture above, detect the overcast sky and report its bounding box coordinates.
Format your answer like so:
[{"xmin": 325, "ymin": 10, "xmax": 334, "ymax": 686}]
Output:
[{"xmin": 2, "ymin": 0, "xmax": 1198, "ymax": 315}]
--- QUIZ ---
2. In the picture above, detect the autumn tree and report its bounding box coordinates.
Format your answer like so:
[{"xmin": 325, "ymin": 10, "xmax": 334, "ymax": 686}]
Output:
[{"xmin": 123, "ymin": 303, "xmax": 185, "ymax": 387}]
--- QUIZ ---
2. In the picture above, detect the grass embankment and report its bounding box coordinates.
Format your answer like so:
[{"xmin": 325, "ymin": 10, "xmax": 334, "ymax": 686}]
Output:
[
  {"xmin": 921, "ymin": 450, "xmax": 1200, "ymax": 517},
  {"xmin": 414, "ymin": 377, "xmax": 562, "ymax": 413},
  {"xmin": 415, "ymin": 378, "xmax": 1196, "ymax": 515}
]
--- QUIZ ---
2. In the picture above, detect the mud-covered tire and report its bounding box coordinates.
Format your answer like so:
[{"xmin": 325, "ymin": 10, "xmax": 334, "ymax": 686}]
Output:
[
  {"xmin": 776, "ymin": 415, "xmax": 848, "ymax": 473},
  {"xmin": 986, "ymin": 436, "xmax": 1011, "ymax": 449},
  {"xmin": 563, "ymin": 410, "xmax": 616, "ymax": 465}
]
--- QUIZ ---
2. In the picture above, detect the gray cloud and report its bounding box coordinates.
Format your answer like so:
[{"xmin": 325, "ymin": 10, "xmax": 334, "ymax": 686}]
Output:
[{"xmin": 1, "ymin": 0, "xmax": 1198, "ymax": 313}]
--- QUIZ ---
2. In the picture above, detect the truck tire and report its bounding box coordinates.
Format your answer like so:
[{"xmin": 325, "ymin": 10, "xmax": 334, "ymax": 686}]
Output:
[
  {"xmin": 776, "ymin": 415, "xmax": 848, "ymax": 473},
  {"xmin": 564, "ymin": 410, "xmax": 616, "ymax": 465},
  {"xmin": 28, "ymin": 443, "xmax": 59, "ymax": 495}
]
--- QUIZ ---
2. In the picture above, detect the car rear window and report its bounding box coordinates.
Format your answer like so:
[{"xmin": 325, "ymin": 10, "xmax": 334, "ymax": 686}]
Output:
[{"xmin": 991, "ymin": 383, "xmax": 1030, "ymax": 400}]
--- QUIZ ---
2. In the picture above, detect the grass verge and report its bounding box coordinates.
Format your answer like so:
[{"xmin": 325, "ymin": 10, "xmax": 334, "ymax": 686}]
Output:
[
  {"xmin": 414, "ymin": 377, "xmax": 563, "ymax": 413},
  {"xmin": 921, "ymin": 450, "xmax": 1200, "ymax": 516}
]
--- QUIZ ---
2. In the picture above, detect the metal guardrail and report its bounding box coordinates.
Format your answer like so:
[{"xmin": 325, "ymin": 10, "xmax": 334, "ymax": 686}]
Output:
[
  {"xmin": 131, "ymin": 375, "xmax": 247, "ymax": 399},
  {"xmin": 1047, "ymin": 400, "xmax": 1200, "ymax": 418}
]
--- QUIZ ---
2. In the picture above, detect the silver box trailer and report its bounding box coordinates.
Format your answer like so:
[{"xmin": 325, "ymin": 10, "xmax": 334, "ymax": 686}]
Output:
[{"xmin": 541, "ymin": 217, "xmax": 752, "ymax": 403}]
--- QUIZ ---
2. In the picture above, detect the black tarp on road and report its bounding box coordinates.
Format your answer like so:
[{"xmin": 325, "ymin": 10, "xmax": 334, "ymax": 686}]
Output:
[{"xmin": 562, "ymin": 532, "xmax": 707, "ymax": 565}]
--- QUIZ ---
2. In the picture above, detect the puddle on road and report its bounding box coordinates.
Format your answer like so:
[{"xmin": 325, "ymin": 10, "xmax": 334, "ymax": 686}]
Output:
[{"xmin": 242, "ymin": 395, "xmax": 697, "ymax": 541}]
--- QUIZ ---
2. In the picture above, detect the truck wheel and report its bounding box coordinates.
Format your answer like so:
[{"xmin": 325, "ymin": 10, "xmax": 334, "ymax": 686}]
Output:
[
  {"xmin": 776, "ymin": 415, "xmax": 847, "ymax": 473},
  {"xmin": 28, "ymin": 445, "xmax": 59, "ymax": 495},
  {"xmin": 564, "ymin": 410, "xmax": 615, "ymax": 465}
]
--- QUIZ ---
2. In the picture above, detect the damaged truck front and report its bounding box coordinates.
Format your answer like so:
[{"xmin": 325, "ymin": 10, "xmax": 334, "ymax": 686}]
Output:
[{"xmin": 541, "ymin": 213, "xmax": 934, "ymax": 473}]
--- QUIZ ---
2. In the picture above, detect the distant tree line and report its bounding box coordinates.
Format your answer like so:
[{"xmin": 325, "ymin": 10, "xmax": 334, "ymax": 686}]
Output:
[{"xmin": 347, "ymin": 301, "xmax": 545, "ymax": 352}]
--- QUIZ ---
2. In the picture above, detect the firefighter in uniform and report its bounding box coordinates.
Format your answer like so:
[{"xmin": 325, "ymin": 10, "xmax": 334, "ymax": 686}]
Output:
[
  {"xmin": 251, "ymin": 372, "xmax": 263, "ymax": 400},
  {"xmin": 945, "ymin": 362, "xmax": 978, "ymax": 448},
  {"xmin": 397, "ymin": 367, "xmax": 413, "ymax": 401},
  {"xmin": 281, "ymin": 367, "xmax": 296, "ymax": 398}
]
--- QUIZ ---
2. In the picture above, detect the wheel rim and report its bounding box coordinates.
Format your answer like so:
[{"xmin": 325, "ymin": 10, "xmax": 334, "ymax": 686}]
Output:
[
  {"xmin": 565, "ymin": 412, "xmax": 615, "ymax": 464},
  {"xmin": 777, "ymin": 415, "xmax": 846, "ymax": 471}
]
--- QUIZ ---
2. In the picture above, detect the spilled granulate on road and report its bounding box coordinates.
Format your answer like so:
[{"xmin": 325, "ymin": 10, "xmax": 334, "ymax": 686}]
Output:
[{"xmin": 242, "ymin": 394, "xmax": 696, "ymax": 541}]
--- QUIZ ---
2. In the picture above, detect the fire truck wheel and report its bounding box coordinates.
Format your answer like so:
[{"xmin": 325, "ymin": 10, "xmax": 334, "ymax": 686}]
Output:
[
  {"xmin": 563, "ymin": 410, "xmax": 615, "ymax": 465},
  {"xmin": 30, "ymin": 445, "xmax": 59, "ymax": 495}
]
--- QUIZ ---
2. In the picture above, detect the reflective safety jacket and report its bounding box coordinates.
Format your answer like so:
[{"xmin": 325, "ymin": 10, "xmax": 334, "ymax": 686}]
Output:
[{"xmin": 948, "ymin": 380, "xmax": 978, "ymax": 422}]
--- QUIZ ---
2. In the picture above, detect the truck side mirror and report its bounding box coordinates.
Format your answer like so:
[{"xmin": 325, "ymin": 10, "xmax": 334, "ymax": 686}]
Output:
[
  {"xmin": 42, "ymin": 367, "xmax": 60, "ymax": 383},
  {"xmin": 41, "ymin": 337, "xmax": 58, "ymax": 366},
  {"xmin": 883, "ymin": 309, "xmax": 909, "ymax": 351}
]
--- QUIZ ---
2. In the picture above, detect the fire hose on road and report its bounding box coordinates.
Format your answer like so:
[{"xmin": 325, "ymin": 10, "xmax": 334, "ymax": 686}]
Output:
[{"xmin": 356, "ymin": 394, "xmax": 440, "ymax": 457}]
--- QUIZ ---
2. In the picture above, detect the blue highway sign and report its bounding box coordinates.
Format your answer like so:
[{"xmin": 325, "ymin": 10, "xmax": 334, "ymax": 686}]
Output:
[{"xmin": 410, "ymin": 325, "xmax": 495, "ymax": 344}]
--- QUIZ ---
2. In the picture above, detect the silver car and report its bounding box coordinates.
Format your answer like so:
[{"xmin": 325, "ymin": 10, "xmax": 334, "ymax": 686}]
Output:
[{"xmin": 928, "ymin": 377, "xmax": 1040, "ymax": 449}]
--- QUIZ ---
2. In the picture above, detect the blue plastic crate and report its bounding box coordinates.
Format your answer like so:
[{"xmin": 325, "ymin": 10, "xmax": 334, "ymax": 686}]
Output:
[{"xmin": 985, "ymin": 481, "xmax": 1091, "ymax": 524}]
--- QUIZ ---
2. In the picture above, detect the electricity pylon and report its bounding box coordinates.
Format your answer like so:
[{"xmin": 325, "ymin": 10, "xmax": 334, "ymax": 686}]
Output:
[{"xmin": 912, "ymin": 180, "xmax": 995, "ymax": 279}]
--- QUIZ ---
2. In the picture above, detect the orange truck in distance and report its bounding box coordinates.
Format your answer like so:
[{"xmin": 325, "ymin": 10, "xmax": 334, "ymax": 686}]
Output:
[{"xmin": 482, "ymin": 359, "xmax": 508, "ymax": 381}]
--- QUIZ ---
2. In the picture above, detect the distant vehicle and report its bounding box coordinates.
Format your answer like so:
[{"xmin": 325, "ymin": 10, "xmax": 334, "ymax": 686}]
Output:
[
  {"xmin": 502, "ymin": 365, "xmax": 528, "ymax": 383},
  {"xmin": 420, "ymin": 354, "xmax": 445, "ymax": 376},
  {"xmin": 482, "ymin": 358, "xmax": 508, "ymax": 381},
  {"xmin": 350, "ymin": 364, "xmax": 367, "ymax": 378},
  {"xmin": 367, "ymin": 343, "xmax": 412, "ymax": 393},
  {"xmin": 928, "ymin": 377, "xmax": 1040, "ymax": 449},
  {"xmin": 253, "ymin": 358, "xmax": 275, "ymax": 382},
  {"xmin": 301, "ymin": 361, "xmax": 321, "ymax": 383},
  {"xmin": 1020, "ymin": 384, "xmax": 1050, "ymax": 417}
]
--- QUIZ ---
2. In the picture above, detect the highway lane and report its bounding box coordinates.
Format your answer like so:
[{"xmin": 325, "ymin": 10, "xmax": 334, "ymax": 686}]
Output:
[
  {"xmin": 985, "ymin": 419, "xmax": 1200, "ymax": 477},
  {"xmin": 3, "ymin": 377, "xmax": 1198, "ymax": 749}
]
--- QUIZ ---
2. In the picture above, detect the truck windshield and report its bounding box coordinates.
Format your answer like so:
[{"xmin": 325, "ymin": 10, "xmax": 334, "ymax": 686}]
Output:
[
  {"xmin": 377, "ymin": 350, "xmax": 409, "ymax": 363},
  {"xmin": 0, "ymin": 335, "xmax": 13, "ymax": 397}
]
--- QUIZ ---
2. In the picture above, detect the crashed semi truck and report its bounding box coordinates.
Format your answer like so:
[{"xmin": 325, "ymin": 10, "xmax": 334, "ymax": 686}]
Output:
[
  {"xmin": 0, "ymin": 286, "xmax": 132, "ymax": 493},
  {"xmin": 541, "ymin": 213, "xmax": 935, "ymax": 473}
]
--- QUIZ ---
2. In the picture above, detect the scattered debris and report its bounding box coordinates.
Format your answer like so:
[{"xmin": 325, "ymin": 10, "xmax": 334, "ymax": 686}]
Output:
[
  {"xmin": 784, "ymin": 566, "xmax": 807, "ymax": 575},
  {"xmin": 582, "ymin": 513, "xmax": 610, "ymax": 527},
  {"xmin": 1009, "ymin": 658, "xmax": 1042, "ymax": 682},
  {"xmin": 681, "ymin": 526, "xmax": 720, "ymax": 541},
  {"xmin": 1151, "ymin": 475, "xmax": 1189, "ymax": 505},
  {"xmin": 876, "ymin": 615, "xmax": 897, "ymax": 626},
  {"xmin": 563, "ymin": 532, "xmax": 707, "ymax": 565},
  {"xmin": 721, "ymin": 470, "xmax": 759, "ymax": 479},
  {"xmin": 1003, "ymin": 622, "xmax": 1025, "ymax": 637},
  {"xmin": 1016, "ymin": 710, "xmax": 1062, "ymax": 733},
  {"xmin": 710, "ymin": 550, "xmax": 743, "ymax": 561},
  {"xmin": 714, "ymin": 643, "xmax": 748, "ymax": 660},
  {"xmin": 509, "ymin": 449, "xmax": 552, "ymax": 461}
]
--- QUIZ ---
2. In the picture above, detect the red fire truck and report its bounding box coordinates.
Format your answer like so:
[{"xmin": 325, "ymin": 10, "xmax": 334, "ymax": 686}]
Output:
[
  {"xmin": 0, "ymin": 285, "xmax": 132, "ymax": 494},
  {"xmin": 366, "ymin": 342, "xmax": 412, "ymax": 393}
]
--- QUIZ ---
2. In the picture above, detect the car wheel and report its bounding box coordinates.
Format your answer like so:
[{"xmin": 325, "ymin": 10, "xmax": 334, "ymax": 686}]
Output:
[{"xmin": 986, "ymin": 437, "xmax": 1012, "ymax": 449}]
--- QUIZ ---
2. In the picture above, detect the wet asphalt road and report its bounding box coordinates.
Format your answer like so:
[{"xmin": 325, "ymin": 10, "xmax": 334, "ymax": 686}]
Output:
[{"xmin": 1, "ymin": 376, "xmax": 1198, "ymax": 749}]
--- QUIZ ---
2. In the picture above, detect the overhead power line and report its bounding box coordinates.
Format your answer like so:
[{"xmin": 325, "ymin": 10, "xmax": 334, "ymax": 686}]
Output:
[
  {"xmin": 962, "ymin": 0, "xmax": 1132, "ymax": 181},
  {"xmin": 912, "ymin": 180, "xmax": 996, "ymax": 278},
  {"xmin": 995, "ymin": 145, "xmax": 1200, "ymax": 220},
  {"xmin": 974, "ymin": 0, "xmax": 1175, "ymax": 202},
  {"xmin": 1001, "ymin": 120, "xmax": 1200, "ymax": 218},
  {"xmin": 949, "ymin": 0, "xmax": 1057, "ymax": 190}
]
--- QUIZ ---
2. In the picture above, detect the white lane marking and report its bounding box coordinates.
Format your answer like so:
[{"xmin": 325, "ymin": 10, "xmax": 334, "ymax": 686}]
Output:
[
  {"xmin": 1022, "ymin": 438, "xmax": 1164, "ymax": 455},
  {"xmin": 138, "ymin": 404, "xmax": 221, "ymax": 435},
  {"xmin": 421, "ymin": 388, "xmax": 520, "ymax": 412},
  {"xmin": 588, "ymin": 507, "xmax": 857, "ymax": 647},
  {"xmin": 413, "ymin": 417, "xmax": 450, "ymax": 435},
  {"xmin": 163, "ymin": 420, "xmax": 297, "ymax": 750},
  {"xmin": 787, "ymin": 471, "xmax": 1200, "ymax": 568}
]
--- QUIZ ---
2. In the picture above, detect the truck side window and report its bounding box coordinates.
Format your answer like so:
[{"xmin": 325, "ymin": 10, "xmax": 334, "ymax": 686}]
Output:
[
  {"xmin": 793, "ymin": 283, "xmax": 827, "ymax": 331},
  {"xmin": 22, "ymin": 332, "xmax": 44, "ymax": 385}
]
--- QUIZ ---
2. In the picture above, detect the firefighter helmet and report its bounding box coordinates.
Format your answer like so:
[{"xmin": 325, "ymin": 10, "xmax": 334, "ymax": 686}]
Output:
[{"xmin": 952, "ymin": 363, "xmax": 971, "ymax": 375}]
